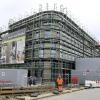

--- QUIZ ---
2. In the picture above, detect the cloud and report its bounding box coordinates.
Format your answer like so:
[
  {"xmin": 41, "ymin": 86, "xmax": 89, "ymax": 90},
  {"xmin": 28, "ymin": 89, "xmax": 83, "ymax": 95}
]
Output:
[{"xmin": 0, "ymin": 0, "xmax": 100, "ymax": 41}]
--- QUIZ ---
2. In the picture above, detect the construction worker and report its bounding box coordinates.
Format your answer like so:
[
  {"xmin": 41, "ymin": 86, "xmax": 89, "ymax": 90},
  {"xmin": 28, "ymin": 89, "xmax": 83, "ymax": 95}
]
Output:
[{"xmin": 56, "ymin": 74, "xmax": 63, "ymax": 92}]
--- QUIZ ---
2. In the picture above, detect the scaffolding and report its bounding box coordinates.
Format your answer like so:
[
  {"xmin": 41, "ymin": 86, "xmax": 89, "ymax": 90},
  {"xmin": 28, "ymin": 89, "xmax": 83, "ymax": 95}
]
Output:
[
  {"xmin": 0, "ymin": 10, "xmax": 100, "ymax": 86},
  {"xmin": 24, "ymin": 11, "xmax": 75, "ymax": 85}
]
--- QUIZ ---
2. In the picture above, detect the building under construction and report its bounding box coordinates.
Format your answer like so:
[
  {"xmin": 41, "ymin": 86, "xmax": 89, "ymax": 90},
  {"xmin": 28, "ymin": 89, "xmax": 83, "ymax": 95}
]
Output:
[{"xmin": 0, "ymin": 10, "xmax": 100, "ymax": 85}]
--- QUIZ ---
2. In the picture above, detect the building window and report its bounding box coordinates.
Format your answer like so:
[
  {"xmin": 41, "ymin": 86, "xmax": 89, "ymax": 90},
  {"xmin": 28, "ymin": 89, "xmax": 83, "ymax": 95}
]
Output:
[
  {"xmin": 40, "ymin": 43, "xmax": 44, "ymax": 48},
  {"xmin": 34, "ymin": 31, "xmax": 39, "ymax": 39},
  {"xmin": 45, "ymin": 31, "xmax": 51, "ymax": 38},
  {"xmin": 57, "ymin": 32, "xmax": 60, "ymax": 37},
  {"xmin": 39, "ymin": 50, "xmax": 44, "ymax": 58},
  {"xmin": 51, "ymin": 50, "xmax": 56, "ymax": 58},
  {"xmin": 34, "ymin": 49, "xmax": 39, "ymax": 57},
  {"xmin": 34, "ymin": 44, "xmax": 39, "ymax": 48},
  {"xmin": 52, "ymin": 43, "xmax": 56, "ymax": 48},
  {"xmin": 44, "ymin": 43, "xmax": 51, "ymax": 48}
]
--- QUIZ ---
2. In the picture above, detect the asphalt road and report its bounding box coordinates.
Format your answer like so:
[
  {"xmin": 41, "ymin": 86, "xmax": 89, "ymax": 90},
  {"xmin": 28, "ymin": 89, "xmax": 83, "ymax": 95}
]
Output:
[{"xmin": 42, "ymin": 88, "xmax": 100, "ymax": 100}]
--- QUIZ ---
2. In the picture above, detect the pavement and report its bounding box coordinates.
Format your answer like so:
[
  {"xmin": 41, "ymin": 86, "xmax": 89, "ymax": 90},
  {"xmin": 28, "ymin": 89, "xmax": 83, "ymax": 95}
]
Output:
[
  {"xmin": 16, "ymin": 87, "xmax": 85, "ymax": 100},
  {"xmin": 42, "ymin": 88, "xmax": 100, "ymax": 100}
]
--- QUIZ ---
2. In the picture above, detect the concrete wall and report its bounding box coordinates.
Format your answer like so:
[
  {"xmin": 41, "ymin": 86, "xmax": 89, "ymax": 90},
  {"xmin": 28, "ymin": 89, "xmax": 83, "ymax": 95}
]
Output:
[{"xmin": 72, "ymin": 58, "xmax": 100, "ymax": 85}]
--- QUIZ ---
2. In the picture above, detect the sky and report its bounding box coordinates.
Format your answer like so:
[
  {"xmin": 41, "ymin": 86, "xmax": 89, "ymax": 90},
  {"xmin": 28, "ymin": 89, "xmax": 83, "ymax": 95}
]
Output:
[{"xmin": 0, "ymin": 0, "xmax": 100, "ymax": 41}]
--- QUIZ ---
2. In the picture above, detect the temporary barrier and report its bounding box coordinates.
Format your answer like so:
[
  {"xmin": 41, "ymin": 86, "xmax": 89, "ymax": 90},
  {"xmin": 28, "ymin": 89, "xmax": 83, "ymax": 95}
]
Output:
[
  {"xmin": 71, "ymin": 76, "xmax": 78, "ymax": 84},
  {"xmin": 0, "ymin": 69, "xmax": 28, "ymax": 87},
  {"xmin": 85, "ymin": 80, "xmax": 100, "ymax": 88}
]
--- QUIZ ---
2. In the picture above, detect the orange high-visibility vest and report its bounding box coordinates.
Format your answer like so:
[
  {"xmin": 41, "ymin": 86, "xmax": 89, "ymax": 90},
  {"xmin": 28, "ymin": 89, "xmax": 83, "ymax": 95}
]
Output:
[{"xmin": 57, "ymin": 78, "xmax": 63, "ymax": 85}]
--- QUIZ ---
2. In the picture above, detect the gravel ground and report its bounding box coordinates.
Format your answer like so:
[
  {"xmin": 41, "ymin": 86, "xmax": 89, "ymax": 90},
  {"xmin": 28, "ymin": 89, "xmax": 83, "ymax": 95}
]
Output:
[{"xmin": 0, "ymin": 96, "xmax": 18, "ymax": 100}]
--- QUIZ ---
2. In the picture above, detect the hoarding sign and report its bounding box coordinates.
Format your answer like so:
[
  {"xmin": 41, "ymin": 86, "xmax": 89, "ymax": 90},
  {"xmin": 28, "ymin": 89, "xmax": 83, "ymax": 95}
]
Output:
[{"xmin": 1, "ymin": 36, "xmax": 25, "ymax": 64}]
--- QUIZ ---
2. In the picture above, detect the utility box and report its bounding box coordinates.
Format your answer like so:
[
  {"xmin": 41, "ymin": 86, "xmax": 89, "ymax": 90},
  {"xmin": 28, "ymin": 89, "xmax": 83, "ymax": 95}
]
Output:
[
  {"xmin": 72, "ymin": 58, "xmax": 100, "ymax": 85},
  {"xmin": 0, "ymin": 69, "xmax": 28, "ymax": 87}
]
